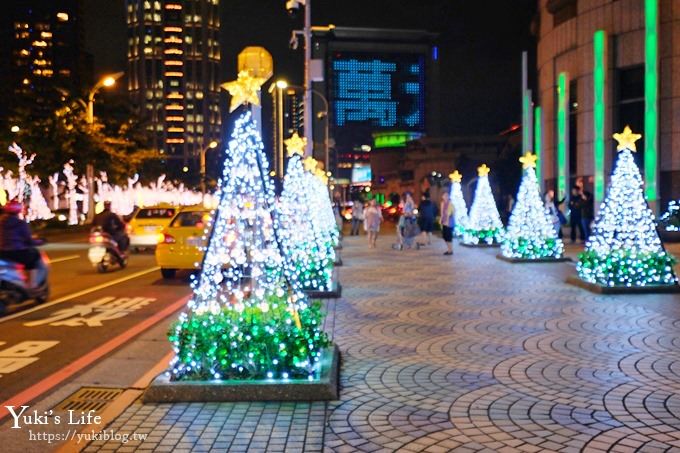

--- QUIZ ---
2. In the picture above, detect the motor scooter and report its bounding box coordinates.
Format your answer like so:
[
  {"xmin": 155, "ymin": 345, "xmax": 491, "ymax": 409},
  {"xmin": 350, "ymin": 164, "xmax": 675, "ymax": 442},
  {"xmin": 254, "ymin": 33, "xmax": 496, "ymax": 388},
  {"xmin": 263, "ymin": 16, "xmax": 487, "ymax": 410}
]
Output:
[
  {"xmin": 88, "ymin": 228, "xmax": 128, "ymax": 273},
  {"xmin": 0, "ymin": 251, "xmax": 49, "ymax": 315}
]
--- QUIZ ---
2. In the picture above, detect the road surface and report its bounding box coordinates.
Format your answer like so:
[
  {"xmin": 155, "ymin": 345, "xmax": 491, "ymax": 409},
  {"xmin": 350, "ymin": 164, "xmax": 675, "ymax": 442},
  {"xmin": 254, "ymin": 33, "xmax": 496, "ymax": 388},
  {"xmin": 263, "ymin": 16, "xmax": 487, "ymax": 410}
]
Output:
[{"xmin": 0, "ymin": 238, "xmax": 193, "ymax": 414}]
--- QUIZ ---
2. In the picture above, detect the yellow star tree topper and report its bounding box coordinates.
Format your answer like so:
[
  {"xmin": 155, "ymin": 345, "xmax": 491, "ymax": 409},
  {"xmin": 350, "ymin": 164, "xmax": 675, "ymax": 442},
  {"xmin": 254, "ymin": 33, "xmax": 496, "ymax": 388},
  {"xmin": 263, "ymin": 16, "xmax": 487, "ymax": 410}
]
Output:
[
  {"xmin": 612, "ymin": 125, "xmax": 642, "ymax": 152},
  {"xmin": 221, "ymin": 70, "xmax": 266, "ymax": 112},
  {"xmin": 477, "ymin": 164, "xmax": 491, "ymax": 177},
  {"xmin": 284, "ymin": 132, "xmax": 307, "ymax": 157},
  {"xmin": 449, "ymin": 170, "xmax": 462, "ymax": 183},
  {"xmin": 519, "ymin": 152, "xmax": 538, "ymax": 169},
  {"xmin": 303, "ymin": 156, "xmax": 318, "ymax": 172}
]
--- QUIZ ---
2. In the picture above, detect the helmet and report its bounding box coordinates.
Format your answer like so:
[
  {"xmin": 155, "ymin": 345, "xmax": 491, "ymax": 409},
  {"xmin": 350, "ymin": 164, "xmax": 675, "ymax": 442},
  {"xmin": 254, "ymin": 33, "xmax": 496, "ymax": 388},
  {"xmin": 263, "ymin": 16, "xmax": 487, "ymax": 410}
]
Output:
[{"xmin": 4, "ymin": 201, "xmax": 23, "ymax": 214}]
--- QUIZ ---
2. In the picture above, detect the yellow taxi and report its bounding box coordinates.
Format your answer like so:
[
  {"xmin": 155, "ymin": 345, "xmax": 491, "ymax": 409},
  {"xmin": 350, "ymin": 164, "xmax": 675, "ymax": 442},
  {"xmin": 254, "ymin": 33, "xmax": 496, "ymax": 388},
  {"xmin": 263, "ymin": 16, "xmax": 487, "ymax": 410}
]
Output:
[
  {"xmin": 128, "ymin": 204, "xmax": 177, "ymax": 251},
  {"xmin": 155, "ymin": 206, "xmax": 212, "ymax": 279}
]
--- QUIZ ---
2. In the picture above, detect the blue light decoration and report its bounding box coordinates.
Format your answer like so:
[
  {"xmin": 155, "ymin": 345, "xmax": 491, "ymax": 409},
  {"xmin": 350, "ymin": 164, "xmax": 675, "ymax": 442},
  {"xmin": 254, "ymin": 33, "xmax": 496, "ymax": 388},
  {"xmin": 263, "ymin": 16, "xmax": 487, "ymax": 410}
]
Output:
[{"xmin": 332, "ymin": 54, "xmax": 425, "ymax": 131}]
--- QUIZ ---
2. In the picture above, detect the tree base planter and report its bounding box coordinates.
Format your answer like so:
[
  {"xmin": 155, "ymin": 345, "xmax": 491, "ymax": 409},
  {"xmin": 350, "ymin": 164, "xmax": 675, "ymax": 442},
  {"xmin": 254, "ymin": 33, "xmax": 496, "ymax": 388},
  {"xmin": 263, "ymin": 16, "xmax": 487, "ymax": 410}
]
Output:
[
  {"xmin": 460, "ymin": 242, "xmax": 500, "ymax": 248},
  {"xmin": 496, "ymin": 254, "xmax": 571, "ymax": 263},
  {"xmin": 304, "ymin": 269, "xmax": 342, "ymax": 299},
  {"xmin": 566, "ymin": 275, "xmax": 680, "ymax": 294},
  {"xmin": 143, "ymin": 345, "xmax": 340, "ymax": 403}
]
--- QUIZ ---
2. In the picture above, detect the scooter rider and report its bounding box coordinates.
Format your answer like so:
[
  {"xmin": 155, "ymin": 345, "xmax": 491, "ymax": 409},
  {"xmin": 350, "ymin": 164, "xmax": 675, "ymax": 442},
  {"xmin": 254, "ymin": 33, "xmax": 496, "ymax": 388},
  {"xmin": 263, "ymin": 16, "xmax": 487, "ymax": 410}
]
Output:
[
  {"xmin": 0, "ymin": 201, "xmax": 42, "ymax": 287},
  {"xmin": 93, "ymin": 201, "xmax": 129, "ymax": 252}
]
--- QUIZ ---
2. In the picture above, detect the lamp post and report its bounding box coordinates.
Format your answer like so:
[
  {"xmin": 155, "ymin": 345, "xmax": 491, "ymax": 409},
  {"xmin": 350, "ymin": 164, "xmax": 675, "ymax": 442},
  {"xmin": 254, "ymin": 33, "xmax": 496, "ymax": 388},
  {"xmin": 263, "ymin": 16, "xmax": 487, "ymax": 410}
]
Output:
[
  {"xmin": 268, "ymin": 79, "xmax": 288, "ymax": 178},
  {"xmin": 200, "ymin": 140, "xmax": 218, "ymax": 194},
  {"xmin": 86, "ymin": 72, "xmax": 124, "ymax": 125},
  {"xmin": 272, "ymin": 81, "xmax": 331, "ymax": 175},
  {"xmin": 83, "ymin": 72, "xmax": 123, "ymax": 223}
]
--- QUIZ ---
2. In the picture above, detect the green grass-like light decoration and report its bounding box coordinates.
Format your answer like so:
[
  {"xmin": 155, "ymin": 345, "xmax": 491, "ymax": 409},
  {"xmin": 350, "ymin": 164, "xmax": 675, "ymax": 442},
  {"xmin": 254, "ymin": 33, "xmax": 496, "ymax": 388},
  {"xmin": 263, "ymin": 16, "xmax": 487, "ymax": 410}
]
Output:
[
  {"xmin": 577, "ymin": 250, "xmax": 677, "ymax": 287},
  {"xmin": 169, "ymin": 295, "xmax": 330, "ymax": 381}
]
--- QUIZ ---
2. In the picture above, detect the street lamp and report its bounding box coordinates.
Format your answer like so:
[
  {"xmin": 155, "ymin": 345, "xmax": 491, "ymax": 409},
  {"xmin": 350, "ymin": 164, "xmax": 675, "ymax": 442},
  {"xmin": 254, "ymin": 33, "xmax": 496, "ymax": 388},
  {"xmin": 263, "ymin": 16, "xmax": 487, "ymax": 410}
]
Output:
[
  {"xmin": 268, "ymin": 79, "xmax": 288, "ymax": 178},
  {"xmin": 86, "ymin": 72, "xmax": 124, "ymax": 125},
  {"xmin": 279, "ymin": 83, "xmax": 331, "ymax": 174},
  {"xmin": 10, "ymin": 126, "xmax": 20, "ymax": 133},
  {"xmin": 200, "ymin": 140, "xmax": 219, "ymax": 194}
]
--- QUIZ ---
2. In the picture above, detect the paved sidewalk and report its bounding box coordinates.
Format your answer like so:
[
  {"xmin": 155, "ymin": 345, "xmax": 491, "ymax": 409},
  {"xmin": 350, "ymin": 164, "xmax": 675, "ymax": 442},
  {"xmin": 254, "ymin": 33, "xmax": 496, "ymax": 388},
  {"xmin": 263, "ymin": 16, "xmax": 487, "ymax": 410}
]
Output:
[{"xmin": 85, "ymin": 234, "xmax": 680, "ymax": 452}]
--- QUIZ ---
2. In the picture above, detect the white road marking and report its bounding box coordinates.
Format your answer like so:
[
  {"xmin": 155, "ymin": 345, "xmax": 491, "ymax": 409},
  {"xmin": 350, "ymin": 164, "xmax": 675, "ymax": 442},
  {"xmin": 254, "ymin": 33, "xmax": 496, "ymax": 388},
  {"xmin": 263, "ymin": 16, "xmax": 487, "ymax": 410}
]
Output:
[
  {"xmin": 49, "ymin": 254, "xmax": 80, "ymax": 264},
  {"xmin": 0, "ymin": 267, "xmax": 160, "ymax": 324}
]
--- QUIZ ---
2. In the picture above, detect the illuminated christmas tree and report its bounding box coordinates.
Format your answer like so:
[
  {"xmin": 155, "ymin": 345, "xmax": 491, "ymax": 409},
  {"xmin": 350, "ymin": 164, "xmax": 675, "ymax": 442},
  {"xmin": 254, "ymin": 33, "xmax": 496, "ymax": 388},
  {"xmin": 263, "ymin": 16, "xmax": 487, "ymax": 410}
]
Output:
[
  {"xmin": 462, "ymin": 164, "xmax": 504, "ymax": 245},
  {"xmin": 577, "ymin": 126, "xmax": 677, "ymax": 287},
  {"xmin": 448, "ymin": 170, "xmax": 468, "ymax": 236},
  {"xmin": 501, "ymin": 153, "xmax": 564, "ymax": 260},
  {"xmin": 279, "ymin": 133, "xmax": 333, "ymax": 291},
  {"xmin": 304, "ymin": 156, "xmax": 339, "ymax": 251},
  {"xmin": 169, "ymin": 80, "xmax": 329, "ymax": 381}
]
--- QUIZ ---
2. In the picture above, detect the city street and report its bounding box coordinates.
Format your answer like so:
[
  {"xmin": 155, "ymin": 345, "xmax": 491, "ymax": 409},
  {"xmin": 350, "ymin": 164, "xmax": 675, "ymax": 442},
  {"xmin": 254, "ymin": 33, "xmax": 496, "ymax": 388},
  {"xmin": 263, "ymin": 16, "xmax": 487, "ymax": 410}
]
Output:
[
  {"xmin": 6, "ymin": 231, "xmax": 668, "ymax": 452},
  {"xmin": 0, "ymin": 236, "xmax": 192, "ymax": 414}
]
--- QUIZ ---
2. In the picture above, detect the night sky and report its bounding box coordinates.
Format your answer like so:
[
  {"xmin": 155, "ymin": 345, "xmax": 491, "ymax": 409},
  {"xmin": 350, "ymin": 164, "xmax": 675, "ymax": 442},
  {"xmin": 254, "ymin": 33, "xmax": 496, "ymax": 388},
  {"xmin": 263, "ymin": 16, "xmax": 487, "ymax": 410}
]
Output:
[{"xmin": 83, "ymin": 0, "xmax": 536, "ymax": 136}]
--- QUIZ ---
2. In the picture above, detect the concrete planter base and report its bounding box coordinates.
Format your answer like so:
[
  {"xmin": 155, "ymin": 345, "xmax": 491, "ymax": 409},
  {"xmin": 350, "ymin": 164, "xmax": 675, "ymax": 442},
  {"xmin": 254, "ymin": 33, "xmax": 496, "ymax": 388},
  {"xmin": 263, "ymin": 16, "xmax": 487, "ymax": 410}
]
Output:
[
  {"xmin": 496, "ymin": 254, "xmax": 571, "ymax": 263},
  {"xmin": 143, "ymin": 345, "xmax": 340, "ymax": 403},
  {"xmin": 460, "ymin": 242, "xmax": 500, "ymax": 248},
  {"xmin": 566, "ymin": 275, "xmax": 680, "ymax": 294},
  {"xmin": 305, "ymin": 270, "xmax": 342, "ymax": 299}
]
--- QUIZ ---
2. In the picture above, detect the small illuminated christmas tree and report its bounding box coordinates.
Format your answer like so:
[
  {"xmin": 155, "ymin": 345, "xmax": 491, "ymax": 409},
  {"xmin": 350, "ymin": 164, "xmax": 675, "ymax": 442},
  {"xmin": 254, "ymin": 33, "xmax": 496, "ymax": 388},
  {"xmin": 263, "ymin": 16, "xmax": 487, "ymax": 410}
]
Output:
[
  {"xmin": 462, "ymin": 164, "xmax": 504, "ymax": 245},
  {"xmin": 501, "ymin": 153, "xmax": 563, "ymax": 260},
  {"xmin": 279, "ymin": 133, "xmax": 333, "ymax": 291},
  {"xmin": 448, "ymin": 170, "xmax": 468, "ymax": 236},
  {"xmin": 304, "ymin": 156, "xmax": 339, "ymax": 250},
  {"xmin": 577, "ymin": 126, "xmax": 677, "ymax": 287},
  {"xmin": 169, "ymin": 75, "xmax": 329, "ymax": 382}
]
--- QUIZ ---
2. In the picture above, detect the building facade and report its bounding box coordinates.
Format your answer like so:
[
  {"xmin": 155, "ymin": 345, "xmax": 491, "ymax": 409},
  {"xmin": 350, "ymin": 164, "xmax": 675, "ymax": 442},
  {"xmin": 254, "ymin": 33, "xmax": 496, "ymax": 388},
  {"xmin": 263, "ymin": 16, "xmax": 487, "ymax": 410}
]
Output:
[
  {"xmin": 0, "ymin": 0, "xmax": 90, "ymax": 122},
  {"xmin": 125, "ymin": 0, "xmax": 221, "ymax": 176},
  {"xmin": 311, "ymin": 27, "xmax": 440, "ymax": 190},
  {"xmin": 536, "ymin": 0, "xmax": 679, "ymax": 212}
]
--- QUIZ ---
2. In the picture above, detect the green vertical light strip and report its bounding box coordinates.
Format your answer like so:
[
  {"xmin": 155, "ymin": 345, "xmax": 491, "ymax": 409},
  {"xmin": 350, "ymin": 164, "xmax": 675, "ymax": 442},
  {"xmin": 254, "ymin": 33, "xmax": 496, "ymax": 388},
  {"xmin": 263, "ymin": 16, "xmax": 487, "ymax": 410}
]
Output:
[
  {"xmin": 593, "ymin": 30, "xmax": 606, "ymax": 206},
  {"xmin": 534, "ymin": 106, "xmax": 542, "ymax": 188},
  {"xmin": 556, "ymin": 72, "xmax": 568, "ymax": 201},
  {"xmin": 644, "ymin": 0, "xmax": 659, "ymax": 204},
  {"xmin": 523, "ymin": 92, "xmax": 531, "ymax": 152}
]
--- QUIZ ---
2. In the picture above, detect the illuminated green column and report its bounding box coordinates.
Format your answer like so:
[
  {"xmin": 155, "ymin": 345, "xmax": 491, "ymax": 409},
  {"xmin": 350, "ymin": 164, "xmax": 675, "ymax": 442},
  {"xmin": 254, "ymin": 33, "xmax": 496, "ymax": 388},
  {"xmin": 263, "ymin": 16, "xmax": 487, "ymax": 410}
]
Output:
[
  {"xmin": 593, "ymin": 30, "xmax": 607, "ymax": 209},
  {"xmin": 644, "ymin": 0, "xmax": 659, "ymax": 207},
  {"xmin": 523, "ymin": 91, "xmax": 532, "ymax": 152},
  {"xmin": 556, "ymin": 72, "xmax": 569, "ymax": 201},
  {"xmin": 534, "ymin": 106, "xmax": 542, "ymax": 189}
]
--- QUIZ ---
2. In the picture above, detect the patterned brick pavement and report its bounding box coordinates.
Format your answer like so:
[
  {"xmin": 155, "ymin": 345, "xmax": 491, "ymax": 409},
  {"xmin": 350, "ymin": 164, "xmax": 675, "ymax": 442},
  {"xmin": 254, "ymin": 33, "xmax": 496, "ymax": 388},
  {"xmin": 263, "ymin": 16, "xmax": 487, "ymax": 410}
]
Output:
[{"xmin": 84, "ymin": 234, "xmax": 680, "ymax": 452}]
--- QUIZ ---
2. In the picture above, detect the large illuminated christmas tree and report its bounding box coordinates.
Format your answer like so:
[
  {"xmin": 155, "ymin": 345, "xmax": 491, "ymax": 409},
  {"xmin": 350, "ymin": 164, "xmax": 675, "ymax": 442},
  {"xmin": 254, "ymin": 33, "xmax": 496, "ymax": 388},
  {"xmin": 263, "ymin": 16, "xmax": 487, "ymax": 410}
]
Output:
[
  {"xmin": 448, "ymin": 170, "xmax": 468, "ymax": 236},
  {"xmin": 462, "ymin": 164, "xmax": 504, "ymax": 245},
  {"xmin": 577, "ymin": 126, "xmax": 677, "ymax": 287},
  {"xmin": 501, "ymin": 153, "xmax": 564, "ymax": 260},
  {"xmin": 169, "ymin": 77, "xmax": 329, "ymax": 381},
  {"xmin": 279, "ymin": 133, "xmax": 333, "ymax": 292}
]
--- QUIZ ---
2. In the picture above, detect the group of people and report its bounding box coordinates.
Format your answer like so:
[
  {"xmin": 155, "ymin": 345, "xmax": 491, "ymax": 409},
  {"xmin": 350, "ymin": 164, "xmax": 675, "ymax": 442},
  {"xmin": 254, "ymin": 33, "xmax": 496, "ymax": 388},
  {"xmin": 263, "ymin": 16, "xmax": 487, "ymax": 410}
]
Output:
[
  {"xmin": 544, "ymin": 182, "xmax": 594, "ymax": 243},
  {"xmin": 349, "ymin": 191, "xmax": 455, "ymax": 255}
]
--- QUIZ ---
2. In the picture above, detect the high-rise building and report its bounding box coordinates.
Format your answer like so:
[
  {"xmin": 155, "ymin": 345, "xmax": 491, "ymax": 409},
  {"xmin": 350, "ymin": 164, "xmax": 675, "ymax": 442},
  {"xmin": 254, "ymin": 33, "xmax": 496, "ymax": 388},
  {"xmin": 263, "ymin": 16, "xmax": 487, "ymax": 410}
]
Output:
[
  {"xmin": 0, "ymin": 0, "xmax": 90, "ymax": 122},
  {"xmin": 125, "ymin": 0, "xmax": 221, "ymax": 176}
]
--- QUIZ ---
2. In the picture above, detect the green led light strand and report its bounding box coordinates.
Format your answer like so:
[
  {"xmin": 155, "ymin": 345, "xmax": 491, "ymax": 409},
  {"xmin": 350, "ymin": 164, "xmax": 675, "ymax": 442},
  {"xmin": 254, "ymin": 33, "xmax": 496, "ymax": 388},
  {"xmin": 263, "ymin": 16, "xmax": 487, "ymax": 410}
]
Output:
[
  {"xmin": 556, "ymin": 72, "xmax": 568, "ymax": 201},
  {"xmin": 534, "ymin": 106, "xmax": 542, "ymax": 189},
  {"xmin": 644, "ymin": 0, "xmax": 659, "ymax": 205},
  {"xmin": 593, "ymin": 30, "xmax": 607, "ymax": 207}
]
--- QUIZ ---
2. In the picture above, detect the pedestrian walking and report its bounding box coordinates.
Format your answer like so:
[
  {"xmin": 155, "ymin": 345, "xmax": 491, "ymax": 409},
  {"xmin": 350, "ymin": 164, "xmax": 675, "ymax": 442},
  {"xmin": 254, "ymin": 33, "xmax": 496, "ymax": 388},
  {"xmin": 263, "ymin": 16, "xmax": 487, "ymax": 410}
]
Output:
[
  {"xmin": 364, "ymin": 199, "xmax": 383, "ymax": 248},
  {"xmin": 417, "ymin": 192, "xmax": 437, "ymax": 245},
  {"xmin": 568, "ymin": 186, "xmax": 585, "ymax": 243},
  {"xmin": 440, "ymin": 192, "xmax": 455, "ymax": 255},
  {"xmin": 350, "ymin": 198, "xmax": 364, "ymax": 236},
  {"xmin": 580, "ymin": 189, "xmax": 594, "ymax": 241},
  {"xmin": 544, "ymin": 190, "xmax": 562, "ymax": 238},
  {"xmin": 398, "ymin": 192, "xmax": 420, "ymax": 249}
]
